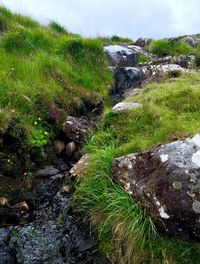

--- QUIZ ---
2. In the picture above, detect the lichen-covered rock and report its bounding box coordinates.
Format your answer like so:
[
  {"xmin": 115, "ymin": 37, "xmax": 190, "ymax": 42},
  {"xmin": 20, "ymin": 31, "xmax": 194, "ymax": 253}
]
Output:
[
  {"xmin": 104, "ymin": 45, "xmax": 138, "ymax": 67},
  {"xmin": 112, "ymin": 134, "xmax": 200, "ymax": 242}
]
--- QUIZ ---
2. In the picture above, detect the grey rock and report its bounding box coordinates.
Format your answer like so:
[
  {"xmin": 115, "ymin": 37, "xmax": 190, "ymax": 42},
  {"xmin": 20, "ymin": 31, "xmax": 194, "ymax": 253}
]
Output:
[
  {"xmin": 62, "ymin": 116, "xmax": 95, "ymax": 145},
  {"xmin": 0, "ymin": 188, "xmax": 108, "ymax": 264},
  {"xmin": 36, "ymin": 166, "xmax": 60, "ymax": 178},
  {"xmin": 104, "ymin": 45, "xmax": 138, "ymax": 67},
  {"xmin": 112, "ymin": 133, "xmax": 200, "ymax": 242},
  {"xmin": 109, "ymin": 67, "xmax": 144, "ymax": 103},
  {"xmin": 112, "ymin": 102, "xmax": 142, "ymax": 113}
]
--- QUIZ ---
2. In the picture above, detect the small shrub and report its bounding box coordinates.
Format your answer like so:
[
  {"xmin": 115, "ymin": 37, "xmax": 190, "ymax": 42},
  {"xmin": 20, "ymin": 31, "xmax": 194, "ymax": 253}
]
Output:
[
  {"xmin": 138, "ymin": 54, "xmax": 148, "ymax": 63},
  {"xmin": 149, "ymin": 39, "xmax": 192, "ymax": 56},
  {"xmin": 29, "ymin": 129, "xmax": 48, "ymax": 147}
]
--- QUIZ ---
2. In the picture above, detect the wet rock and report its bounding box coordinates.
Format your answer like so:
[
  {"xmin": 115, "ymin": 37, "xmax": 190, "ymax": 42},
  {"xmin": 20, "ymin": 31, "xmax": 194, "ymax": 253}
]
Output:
[
  {"xmin": 112, "ymin": 102, "xmax": 142, "ymax": 113},
  {"xmin": 112, "ymin": 133, "xmax": 200, "ymax": 242},
  {"xmin": 70, "ymin": 154, "xmax": 90, "ymax": 178},
  {"xmin": 36, "ymin": 166, "xmax": 60, "ymax": 178},
  {"xmin": 104, "ymin": 45, "xmax": 138, "ymax": 67},
  {"xmin": 62, "ymin": 116, "xmax": 95, "ymax": 145},
  {"xmin": 0, "ymin": 190, "xmax": 107, "ymax": 264},
  {"xmin": 110, "ymin": 66, "xmax": 144, "ymax": 103}
]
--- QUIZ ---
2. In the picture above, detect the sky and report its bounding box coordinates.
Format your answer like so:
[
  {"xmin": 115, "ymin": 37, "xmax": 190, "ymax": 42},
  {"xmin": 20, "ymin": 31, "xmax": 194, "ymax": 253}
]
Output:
[{"xmin": 0, "ymin": 0, "xmax": 200, "ymax": 40}]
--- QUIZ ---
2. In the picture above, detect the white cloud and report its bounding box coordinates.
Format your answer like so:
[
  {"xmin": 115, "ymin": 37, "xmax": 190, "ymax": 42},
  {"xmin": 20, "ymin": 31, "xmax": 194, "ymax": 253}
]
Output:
[{"xmin": 1, "ymin": 0, "xmax": 200, "ymax": 39}]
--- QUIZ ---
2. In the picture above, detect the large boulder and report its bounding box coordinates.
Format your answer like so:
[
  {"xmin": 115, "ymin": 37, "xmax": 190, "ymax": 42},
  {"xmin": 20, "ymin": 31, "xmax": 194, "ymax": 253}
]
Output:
[
  {"xmin": 103, "ymin": 45, "xmax": 138, "ymax": 67},
  {"xmin": 112, "ymin": 134, "xmax": 200, "ymax": 242}
]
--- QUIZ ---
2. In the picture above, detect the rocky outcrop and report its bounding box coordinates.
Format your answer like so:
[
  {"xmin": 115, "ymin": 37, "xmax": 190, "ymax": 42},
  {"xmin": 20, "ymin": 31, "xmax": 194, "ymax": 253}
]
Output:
[
  {"xmin": 112, "ymin": 134, "xmax": 200, "ymax": 242},
  {"xmin": 103, "ymin": 45, "xmax": 138, "ymax": 67}
]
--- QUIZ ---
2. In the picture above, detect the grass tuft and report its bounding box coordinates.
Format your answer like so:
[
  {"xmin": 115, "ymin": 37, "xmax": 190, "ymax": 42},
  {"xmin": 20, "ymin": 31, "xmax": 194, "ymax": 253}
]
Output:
[{"xmin": 148, "ymin": 39, "xmax": 192, "ymax": 56}]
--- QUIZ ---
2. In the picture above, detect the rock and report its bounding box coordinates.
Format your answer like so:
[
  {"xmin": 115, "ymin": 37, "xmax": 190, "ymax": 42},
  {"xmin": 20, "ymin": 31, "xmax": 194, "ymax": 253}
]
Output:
[
  {"xmin": 134, "ymin": 38, "xmax": 152, "ymax": 48},
  {"xmin": 112, "ymin": 133, "xmax": 200, "ymax": 242},
  {"xmin": 62, "ymin": 116, "xmax": 95, "ymax": 145},
  {"xmin": 128, "ymin": 45, "xmax": 149, "ymax": 57},
  {"xmin": 104, "ymin": 45, "xmax": 138, "ymax": 67},
  {"xmin": 150, "ymin": 64, "xmax": 187, "ymax": 73},
  {"xmin": 183, "ymin": 36, "xmax": 196, "ymax": 48},
  {"xmin": 0, "ymin": 189, "xmax": 108, "ymax": 264},
  {"xmin": 54, "ymin": 140, "xmax": 65, "ymax": 153},
  {"xmin": 110, "ymin": 67, "xmax": 144, "ymax": 103},
  {"xmin": 36, "ymin": 166, "xmax": 60, "ymax": 178},
  {"xmin": 183, "ymin": 36, "xmax": 200, "ymax": 48},
  {"xmin": 65, "ymin": 141, "xmax": 76, "ymax": 157},
  {"xmin": 0, "ymin": 197, "xmax": 8, "ymax": 206},
  {"xmin": 11, "ymin": 201, "xmax": 29, "ymax": 211},
  {"xmin": 70, "ymin": 154, "xmax": 90, "ymax": 177},
  {"xmin": 112, "ymin": 102, "xmax": 142, "ymax": 113}
]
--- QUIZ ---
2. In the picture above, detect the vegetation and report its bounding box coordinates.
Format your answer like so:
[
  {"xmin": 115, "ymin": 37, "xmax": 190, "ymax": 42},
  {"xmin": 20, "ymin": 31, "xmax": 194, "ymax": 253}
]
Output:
[
  {"xmin": 1, "ymin": 5, "xmax": 200, "ymax": 264},
  {"xmin": 0, "ymin": 6, "xmax": 111, "ymax": 170},
  {"xmin": 148, "ymin": 39, "xmax": 192, "ymax": 56},
  {"xmin": 137, "ymin": 54, "xmax": 148, "ymax": 64},
  {"xmin": 74, "ymin": 73, "xmax": 200, "ymax": 263}
]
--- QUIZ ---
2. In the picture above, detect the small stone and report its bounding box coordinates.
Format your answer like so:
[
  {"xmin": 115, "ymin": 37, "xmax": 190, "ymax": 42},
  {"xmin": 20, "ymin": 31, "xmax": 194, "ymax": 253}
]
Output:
[
  {"xmin": 193, "ymin": 200, "xmax": 200, "ymax": 214},
  {"xmin": 0, "ymin": 197, "xmax": 8, "ymax": 206},
  {"xmin": 112, "ymin": 102, "xmax": 142, "ymax": 113},
  {"xmin": 36, "ymin": 166, "xmax": 60, "ymax": 178},
  {"xmin": 12, "ymin": 201, "xmax": 29, "ymax": 211},
  {"xmin": 61, "ymin": 185, "xmax": 70, "ymax": 193},
  {"xmin": 173, "ymin": 181, "xmax": 182, "ymax": 190}
]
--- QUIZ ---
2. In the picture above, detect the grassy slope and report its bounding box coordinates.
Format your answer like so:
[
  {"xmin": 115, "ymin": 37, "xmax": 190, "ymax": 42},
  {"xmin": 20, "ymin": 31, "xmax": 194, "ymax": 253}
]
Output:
[
  {"xmin": 0, "ymin": 7, "xmax": 112, "ymax": 171},
  {"xmin": 1, "ymin": 6, "xmax": 200, "ymax": 264},
  {"xmin": 74, "ymin": 73, "xmax": 200, "ymax": 264}
]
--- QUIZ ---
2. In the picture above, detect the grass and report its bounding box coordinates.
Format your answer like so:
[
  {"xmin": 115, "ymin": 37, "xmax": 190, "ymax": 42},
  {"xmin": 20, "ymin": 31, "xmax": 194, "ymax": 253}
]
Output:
[
  {"xmin": 0, "ymin": 6, "xmax": 112, "ymax": 172},
  {"xmin": 148, "ymin": 39, "xmax": 192, "ymax": 56},
  {"xmin": 74, "ymin": 73, "xmax": 200, "ymax": 263}
]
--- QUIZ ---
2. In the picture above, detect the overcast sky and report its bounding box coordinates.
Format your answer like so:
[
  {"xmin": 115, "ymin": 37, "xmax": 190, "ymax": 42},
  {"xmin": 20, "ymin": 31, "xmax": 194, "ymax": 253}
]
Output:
[{"xmin": 1, "ymin": 0, "xmax": 200, "ymax": 40}]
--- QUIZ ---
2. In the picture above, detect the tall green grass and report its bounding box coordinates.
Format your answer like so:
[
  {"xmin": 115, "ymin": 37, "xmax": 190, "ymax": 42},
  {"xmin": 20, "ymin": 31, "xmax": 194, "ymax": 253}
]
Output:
[{"xmin": 148, "ymin": 39, "xmax": 192, "ymax": 56}]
